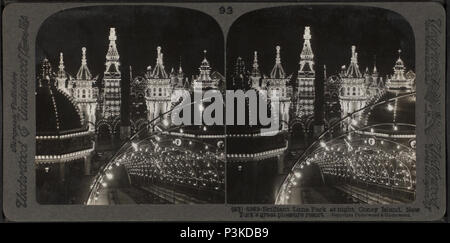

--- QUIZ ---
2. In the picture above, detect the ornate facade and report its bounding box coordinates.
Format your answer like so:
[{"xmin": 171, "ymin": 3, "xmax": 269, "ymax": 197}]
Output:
[
  {"xmin": 71, "ymin": 47, "xmax": 98, "ymax": 131},
  {"xmin": 386, "ymin": 50, "xmax": 415, "ymax": 91},
  {"xmin": 338, "ymin": 45, "xmax": 369, "ymax": 123},
  {"xmin": 192, "ymin": 50, "xmax": 221, "ymax": 91},
  {"xmin": 144, "ymin": 46, "xmax": 172, "ymax": 122},
  {"xmin": 261, "ymin": 46, "xmax": 291, "ymax": 130}
]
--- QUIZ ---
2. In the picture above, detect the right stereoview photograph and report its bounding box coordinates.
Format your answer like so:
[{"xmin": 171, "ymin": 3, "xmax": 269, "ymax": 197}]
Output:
[{"xmin": 226, "ymin": 6, "xmax": 416, "ymax": 204}]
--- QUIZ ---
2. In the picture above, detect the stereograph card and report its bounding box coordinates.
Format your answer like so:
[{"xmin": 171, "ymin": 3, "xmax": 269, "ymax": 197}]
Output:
[{"xmin": 1, "ymin": 1, "xmax": 447, "ymax": 222}]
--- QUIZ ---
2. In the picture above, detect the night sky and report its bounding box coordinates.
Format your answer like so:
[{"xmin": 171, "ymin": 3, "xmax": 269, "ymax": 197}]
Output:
[
  {"xmin": 37, "ymin": 5, "xmax": 415, "ymax": 88},
  {"xmin": 36, "ymin": 6, "xmax": 224, "ymax": 80},
  {"xmin": 227, "ymin": 5, "xmax": 415, "ymax": 81}
]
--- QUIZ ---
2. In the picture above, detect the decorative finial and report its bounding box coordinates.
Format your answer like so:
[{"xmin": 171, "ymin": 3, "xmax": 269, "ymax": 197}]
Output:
[
  {"xmin": 276, "ymin": 45, "xmax": 281, "ymax": 64},
  {"xmin": 253, "ymin": 51, "xmax": 259, "ymax": 67},
  {"xmin": 109, "ymin": 27, "xmax": 117, "ymax": 41},
  {"xmin": 59, "ymin": 52, "xmax": 64, "ymax": 69},
  {"xmin": 304, "ymin": 26, "xmax": 311, "ymax": 40},
  {"xmin": 351, "ymin": 45, "xmax": 358, "ymax": 64},
  {"xmin": 156, "ymin": 46, "xmax": 163, "ymax": 65},
  {"xmin": 81, "ymin": 47, "xmax": 87, "ymax": 65}
]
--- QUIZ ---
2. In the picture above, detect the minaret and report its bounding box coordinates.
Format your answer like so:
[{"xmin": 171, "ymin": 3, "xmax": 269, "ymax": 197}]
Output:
[
  {"xmin": 102, "ymin": 27, "xmax": 122, "ymax": 119},
  {"xmin": 152, "ymin": 46, "xmax": 168, "ymax": 78},
  {"xmin": 76, "ymin": 47, "xmax": 92, "ymax": 80},
  {"xmin": 145, "ymin": 46, "xmax": 172, "ymax": 122},
  {"xmin": 346, "ymin": 45, "xmax": 362, "ymax": 78},
  {"xmin": 339, "ymin": 45, "xmax": 367, "ymax": 130},
  {"xmin": 263, "ymin": 45, "xmax": 290, "ymax": 130},
  {"xmin": 250, "ymin": 51, "xmax": 261, "ymax": 89},
  {"xmin": 56, "ymin": 52, "xmax": 69, "ymax": 94},
  {"xmin": 270, "ymin": 46, "xmax": 285, "ymax": 79},
  {"xmin": 296, "ymin": 26, "xmax": 315, "ymax": 119},
  {"xmin": 298, "ymin": 26, "xmax": 315, "ymax": 75},
  {"xmin": 73, "ymin": 47, "xmax": 97, "ymax": 131}
]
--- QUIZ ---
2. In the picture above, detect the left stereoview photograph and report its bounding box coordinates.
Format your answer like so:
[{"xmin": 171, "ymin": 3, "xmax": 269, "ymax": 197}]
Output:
[{"xmin": 35, "ymin": 6, "xmax": 225, "ymax": 205}]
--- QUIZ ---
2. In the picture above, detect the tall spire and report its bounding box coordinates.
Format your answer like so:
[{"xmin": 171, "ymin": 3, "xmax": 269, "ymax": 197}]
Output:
[
  {"xmin": 345, "ymin": 45, "xmax": 362, "ymax": 78},
  {"xmin": 106, "ymin": 27, "xmax": 119, "ymax": 62},
  {"xmin": 270, "ymin": 45, "xmax": 286, "ymax": 78},
  {"xmin": 275, "ymin": 45, "xmax": 281, "ymax": 64},
  {"xmin": 199, "ymin": 49, "xmax": 212, "ymax": 81},
  {"xmin": 299, "ymin": 26, "xmax": 315, "ymax": 74},
  {"xmin": 57, "ymin": 52, "xmax": 67, "ymax": 79},
  {"xmin": 251, "ymin": 51, "xmax": 260, "ymax": 77},
  {"xmin": 76, "ymin": 47, "xmax": 92, "ymax": 80},
  {"xmin": 81, "ymin": 47, "xmax": 87, "ymax": 65},
  {"xmin": 105, "ymin": 27, "xmax": 120, "ymax": 75},
  {"xmin": 59, "ymin": 52, "xmax": 64, "ymax": 71},
  {"xmin": 102, "ymin": 27, "xmax": 121, "ymax": 119},
  {"xmin": 300, "ymin": 26, "xmax": 314, "ymax": 61},
  {"xmin": 152, "ymin": 46, "xmax": 168, "ymax": 78}
]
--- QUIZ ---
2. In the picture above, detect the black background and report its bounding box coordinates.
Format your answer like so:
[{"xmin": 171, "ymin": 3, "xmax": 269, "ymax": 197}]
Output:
[
  {"xmin": 227, "ymin": 5, "xmax": 415, "ymax": 81},
  {"xmin": 36, "ymin": 5, "xmax": 224, "ymax": 80}
]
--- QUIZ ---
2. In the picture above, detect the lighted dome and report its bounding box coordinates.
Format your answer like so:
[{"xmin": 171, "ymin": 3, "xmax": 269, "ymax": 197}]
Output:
[
  {"xmin": 35, "ymin": 59, "xmax": 94, "ymax": 163},
  {"xmin": 36, "ymin": 80, "xmax": 84, "ymax": 134}
]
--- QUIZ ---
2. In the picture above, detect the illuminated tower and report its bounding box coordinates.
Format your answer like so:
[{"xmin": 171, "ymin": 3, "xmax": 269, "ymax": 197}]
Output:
[
  {"xmin": 386, "ymin": 49, "xmax": 415, "ymax": 91},
  {"xmin": 192, "ymin": 50, "xmax": 220, "ymax": 91},
  {"xmin": 339, "ymin": 45, "xmax": 368, "ymax": 128},
  {"xmin": 145, "ymin": 46, "xmax": 172, "ymax": 122},
  {"xmin": 262, "ymin": 46, "xmax": 291, "ymax": 130},
  {"xmin": 72, "ymin": 47, "xmax": 98, "ymax": 131},
  {"xmin": 102, "ymin": 27, "xmax": 121, "ymax": 119},
  {"xmin": 55, "ymin": 52, "xmax": 71, "ymax": 96},
  {"xmin": 295, "ymin": 26, "xmax": 315, "ymax": 118},
  {"xmin": 250, "ymin": 51, "xmax": 261, "ymax": 89}
]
